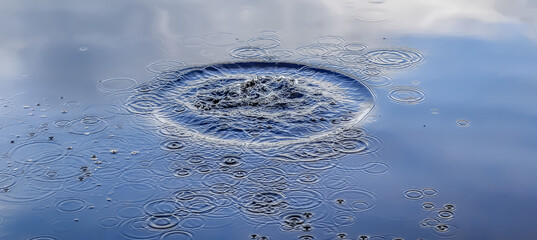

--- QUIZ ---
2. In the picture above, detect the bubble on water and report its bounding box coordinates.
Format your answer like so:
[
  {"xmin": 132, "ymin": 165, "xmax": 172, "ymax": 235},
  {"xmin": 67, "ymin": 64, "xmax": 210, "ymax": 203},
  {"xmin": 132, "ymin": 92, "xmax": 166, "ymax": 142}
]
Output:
[
  {"xmin": 365, "ymin": 49, "xmax": 424, "ymax": 69},
  {"xmin": 55, "ymin": 198, "xmax": 87, "ymax": 213},
  {"xmin": 456, "ymin": 119, "xmax": 470, "ymax": 127},
  {"xmin": 98, "ymin": 216, "xmax": 121, "ymax": 228},
  {"xmin": 404, "ymin": 189, "xmax": 424, "ymax": 200},
  {"xmin": 388, "ymin": 87, "xmax": 425, "ymax": 104},
  {"xmin": 430, "ymin": 108, "xmax": 440, "ymax": 114},
  {"xmin": 97, "ymin": 77, "xmax": 138, "ymax": 92},
  {"xmin": 79, "ymin": 47, "xmax": 88, "ymax": 51}
]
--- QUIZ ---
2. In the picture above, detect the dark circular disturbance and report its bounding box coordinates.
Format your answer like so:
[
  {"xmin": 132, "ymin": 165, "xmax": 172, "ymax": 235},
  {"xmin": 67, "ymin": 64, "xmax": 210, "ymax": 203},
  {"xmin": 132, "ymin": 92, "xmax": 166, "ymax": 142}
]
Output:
[{"xmin": 127, "ymin": 61, "xmax": 375, "ymax": 147}]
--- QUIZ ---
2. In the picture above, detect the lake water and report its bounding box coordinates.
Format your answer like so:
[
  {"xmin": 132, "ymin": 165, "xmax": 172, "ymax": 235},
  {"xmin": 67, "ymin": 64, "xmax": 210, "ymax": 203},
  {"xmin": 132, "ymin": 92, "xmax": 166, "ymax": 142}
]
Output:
[{"xmin": 1, "ymin": 1, "xmax": 537, "ymax": 239}]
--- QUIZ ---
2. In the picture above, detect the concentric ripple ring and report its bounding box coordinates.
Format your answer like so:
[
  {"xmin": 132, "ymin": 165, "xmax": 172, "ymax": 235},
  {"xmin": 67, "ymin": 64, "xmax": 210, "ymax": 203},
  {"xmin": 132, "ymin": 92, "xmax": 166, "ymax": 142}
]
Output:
[{"xmin": 128, "ymin": 61, "xmax": 375, "ymax": 147}]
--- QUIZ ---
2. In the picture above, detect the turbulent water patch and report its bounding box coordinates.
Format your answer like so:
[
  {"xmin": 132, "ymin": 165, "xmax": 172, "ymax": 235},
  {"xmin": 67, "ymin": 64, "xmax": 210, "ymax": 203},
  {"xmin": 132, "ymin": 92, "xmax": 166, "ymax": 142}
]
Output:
[{"xmin": 127, "ymin": 61, "xmax": 375, "ymax": 147}]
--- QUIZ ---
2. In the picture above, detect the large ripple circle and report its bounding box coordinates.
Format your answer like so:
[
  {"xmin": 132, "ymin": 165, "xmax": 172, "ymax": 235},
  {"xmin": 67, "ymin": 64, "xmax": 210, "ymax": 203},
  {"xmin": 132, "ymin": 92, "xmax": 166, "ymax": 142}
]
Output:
[{"xmin": 129, "ymin": 61, "xmax": 375, "ymax": 147}]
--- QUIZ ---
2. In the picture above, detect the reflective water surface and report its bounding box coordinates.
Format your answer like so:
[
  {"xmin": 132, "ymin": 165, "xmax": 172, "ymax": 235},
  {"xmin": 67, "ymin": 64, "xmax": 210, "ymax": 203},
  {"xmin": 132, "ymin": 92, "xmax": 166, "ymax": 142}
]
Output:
[{"xmin": 1, "ymin": 0, "xmax": 537, "ymax": 239}]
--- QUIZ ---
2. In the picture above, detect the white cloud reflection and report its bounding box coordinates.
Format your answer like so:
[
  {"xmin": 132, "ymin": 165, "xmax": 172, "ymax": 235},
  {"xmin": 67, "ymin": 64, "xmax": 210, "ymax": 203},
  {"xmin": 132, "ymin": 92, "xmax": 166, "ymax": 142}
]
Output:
[{"xmin": 0, "ymin": 0, "xmax": 536, "ymax": 82}]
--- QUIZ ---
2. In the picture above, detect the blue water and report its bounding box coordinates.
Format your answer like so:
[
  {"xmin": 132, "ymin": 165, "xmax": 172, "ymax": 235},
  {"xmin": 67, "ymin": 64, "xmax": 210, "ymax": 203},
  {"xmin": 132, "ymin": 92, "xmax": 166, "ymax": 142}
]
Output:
[{"xmin": 1, "ymin": 1, "xmax": 537, "ymax": 239}]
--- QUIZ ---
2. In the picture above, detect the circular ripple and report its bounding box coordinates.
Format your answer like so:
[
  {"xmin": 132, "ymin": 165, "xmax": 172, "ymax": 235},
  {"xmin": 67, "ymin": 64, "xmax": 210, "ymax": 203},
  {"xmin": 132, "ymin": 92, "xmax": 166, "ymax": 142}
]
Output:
[
  {"xmin": 0, "ymin": 173, "xmax": 17, "ymax": 189},
  {"xmin": 161, "ymin": 231, "xmax": 194, "ymax": 240},
  {"xmin": 353, "ymin": 9, "xmax": 389, "ymax": 22},
  {"xmin": 365, "ymin": 49, "xmax": 423, "ymax": 69},
  {"xmin": 388, "ymin": 87, "xmax": 425, "ymax": 104},
  {"xmin": 134, "ymin": 62, "xmax": 374, "ymax": 147},
  {"xmin": 432, "ymin": 224, "xmax": 459, "ymax": 238},
  {"xmin": 146, "ymin": 60, "xmax": 187, "ymax": 74},
  {"xmin": 147, "ymin": 215, "xmax": 180, "ymax": 229},
  {"xmin": 297, "ymin": 173, "xmax": 320, "ymax": 184},
  {"xmin": 248, "ymin": 37, "xmax": 281, "ymax": 49},
  {"xmin": 7, "ymin": 141, "xmax": 67, "ymax": 164},
  {"xmin": 97, "ymin": 77, "xmax": 137, "ymax": 92},
  {"xmin": 328, "ymin": 189, "xmax": 377, "ymax": 212},
  {"xmin": 144, "ymin": 199, "xmax": 183, "ymax": 216},
  {"xmin": 404, "ymin": 189, "xmax": 424, "ymax": 200},
  {"xmin": 180, "ymin": 217, "xmax": 206, "ymax": 229},
  {"xmin": 229, "ymin": 47, "xmax": 268, "ymax": 59},
  {"xmin": 68, "ymin": 116, "xmax": 108, "ymax": 135},
  {"xmin": 239, "ymin": 191, "xmax": 289, "ymax": 215},
  {"xmin": 27, "ymin": 236, "xmax": 58, "ymax": 240},
  {"xmin": 456, "ymin": 119, "xmax": 470, "ymax": 127},
  {"xmin": 55, "ymin": 198, "xmax": 86, "ymax": 213},
  {"xmin": 203, "ymin": 32, "xmax": 239, "ymax": 46},
  {"xmin": 422, "ymin": 188, "xmax": 438, "ymax": 196},
  {"xmin": 98, "ymin": 217, "xmax": 121, "ymax": 228},
  {"xmin": 119, "ymin": 218, "xmax": 161, "ymax": 239}
]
